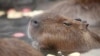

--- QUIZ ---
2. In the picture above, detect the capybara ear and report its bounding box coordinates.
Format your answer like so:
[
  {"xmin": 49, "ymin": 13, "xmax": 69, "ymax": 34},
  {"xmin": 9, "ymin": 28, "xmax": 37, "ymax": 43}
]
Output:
[
  {"xmin": 84, "ymin": 22, "xmax": 89, "ymax": 29},
  {"xmin": 86, "ymin": 23, "xmax": 89, "ymax": 27},
  {"xmin": 79, "ymin": 20, "xmax": 89, "ymax": 30},
  {"xmin": 82, "ymin": 20, "xmax": 89, "ymax": 28},
  {"xmin": 75, "ymin": 18, "xmax": 82, "ymax": 21},
  {"xmin": 75, "ymin": 18, "xmax": 89, "ymax": 29}
]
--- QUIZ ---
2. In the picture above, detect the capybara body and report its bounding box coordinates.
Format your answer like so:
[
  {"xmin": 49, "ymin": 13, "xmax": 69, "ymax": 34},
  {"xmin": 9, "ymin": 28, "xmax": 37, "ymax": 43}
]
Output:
[
  {"xmin": 29, "ymin": 13, "xmax": 100, "ymax": 55},
  {"xmin": 0, "ymin": 38, "xmax": 43, "ymax": 56},
  {"xmin": 47, "ymin": 0, "xmax": 100, "ymax": 37},
  {"xmin": 48, "ymin": 0, "xmax": 100, "ymax": 26}
]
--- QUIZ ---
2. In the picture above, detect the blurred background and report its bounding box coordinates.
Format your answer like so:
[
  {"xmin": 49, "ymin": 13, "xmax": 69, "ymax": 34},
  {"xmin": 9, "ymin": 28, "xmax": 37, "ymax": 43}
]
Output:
[{"xmin": 0, "ymin": 0, "xmax": 61, "ymax": 44}]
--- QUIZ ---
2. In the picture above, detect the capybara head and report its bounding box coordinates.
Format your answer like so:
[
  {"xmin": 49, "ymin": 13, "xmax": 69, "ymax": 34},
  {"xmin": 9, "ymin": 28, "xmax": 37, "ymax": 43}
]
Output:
[
  {"xmin": 28, "ymin": 13, "xmax": 90, "ymax": 52},
  {"xmin": 0, "ymin": 38, "xmax": 43, "ymax": 56}
]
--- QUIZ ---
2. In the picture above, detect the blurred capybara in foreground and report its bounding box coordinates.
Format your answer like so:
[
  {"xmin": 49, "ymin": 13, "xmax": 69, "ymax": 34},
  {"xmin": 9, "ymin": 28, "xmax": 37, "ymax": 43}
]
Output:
[
  {"xmin": 28, "ymin": 13, "xmax": 100, "ymax": 55},
  {"xmin": 0, "ymin": 38, "xmax": 43, "ymax": 56}
]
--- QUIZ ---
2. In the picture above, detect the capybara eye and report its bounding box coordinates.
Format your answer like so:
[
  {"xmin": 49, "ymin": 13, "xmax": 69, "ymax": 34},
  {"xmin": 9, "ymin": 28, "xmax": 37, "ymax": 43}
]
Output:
[
  {"xmin": 63, "ymin": 23, "xmax": 72, "ymax": 26},
  {"xmin": 33, "ymin": 20, "xmax": 38, "ymax": 24},
  {"xmin": 31, "ymin": 20, "xmax": 39, "ymax": 27},
  {"xmin": 75, "ymin": 18, "xmax": 82, "ymax": 21},
  {"xmin": 31, "ymin": 20, "xmax": 38, "ymax": 24}
]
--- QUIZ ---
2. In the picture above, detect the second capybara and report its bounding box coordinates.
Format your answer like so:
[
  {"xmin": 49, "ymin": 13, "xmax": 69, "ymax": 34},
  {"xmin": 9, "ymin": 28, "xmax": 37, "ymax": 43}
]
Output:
[
  {"xmin": 28, "ymin": 13, "xmax": 100, "ymax": 56},
  {"xmin": 48, "ymin": 0, "xmax": 100, "ymax": 37},
  {"xmin": 48, "ymin": 0, "xmax": 100, "ymax": 26},
  {"xmin": 0, "ymin": 38, "xmax": 43, "ymax": 56}
]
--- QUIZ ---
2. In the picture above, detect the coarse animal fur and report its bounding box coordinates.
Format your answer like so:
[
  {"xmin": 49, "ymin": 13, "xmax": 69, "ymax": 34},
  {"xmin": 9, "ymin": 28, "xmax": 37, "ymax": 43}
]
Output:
[
  {"xmin": 47, "ymin": 0, "xmax": 100, "ymax": 26},
  {"xmin": 28, "ymin": 0, "xmax": 100, "ymax": 55},
  {"xmin": 28, "ymin": 13, "xmax": 100, "ymax": 55},
  {"xmin": 43, "ymin": 0, "xmax": 100, "ymax": 37},
  {"xmin": 0, "ymin": 38, "xmax": 43, "ymax": 56}
]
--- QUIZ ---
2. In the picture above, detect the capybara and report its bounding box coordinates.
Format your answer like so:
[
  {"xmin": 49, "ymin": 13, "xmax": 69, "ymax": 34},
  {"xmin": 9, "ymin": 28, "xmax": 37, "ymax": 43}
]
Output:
[
  {"xmin": 28, "ymin": 13, "xmax": 100, "ymax": 56},
  {"xmin": 42, "ymin": 0, "xmax": 100, "ymax": 37},
  {"xmin": 0, "ymin": 38, "xmax": 43, "ymax": 56},
  {"xmin": 48, "ymin": 0, "xmax": 100, "ymax": 26},
  {"xmin": 27, "ymin": 0, "xmax": 100, "ymax": 55}
]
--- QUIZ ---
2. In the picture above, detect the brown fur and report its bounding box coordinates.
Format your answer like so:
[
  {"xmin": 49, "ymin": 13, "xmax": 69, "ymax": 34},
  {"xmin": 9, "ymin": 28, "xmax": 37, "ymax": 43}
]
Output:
[
  {"xmin": 46, "ymin": 0, "xmax": 100, "ymax": 37},
  {"xmin": 28, "ymin": 0, "xmax": 100, "ymax": 55},
  {"xmin": 29, "ymin": 13, "xmax": 100, "ymax": 55},
  {"xmin": 0, "ymin": 38, "xmax": 43, "ymax": 56},
  {"xmin": 76, "ymin": 0, "xmax": 100, "ymax": 4},
  {"xmin": 48, "ymin": 0, "xmax": 100, "ymax": 26}
]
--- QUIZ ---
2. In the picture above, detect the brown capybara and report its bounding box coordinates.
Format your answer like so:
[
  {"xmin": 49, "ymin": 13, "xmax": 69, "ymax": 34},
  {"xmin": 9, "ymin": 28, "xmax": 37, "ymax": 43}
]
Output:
[
  {"xmin": 44, "ymin": 0, "xmax": 100, "ymax": 37},
  {"xmin": 48, "ymin": 0, "xmax": 100, "ymax": 26},
  {"xmin": 0, "ymin": 38, "xmax": 43, "ymax": 56},
  {"xmin": 28, "ymin": 13, "xmax": 100, "ymax": 56}
]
